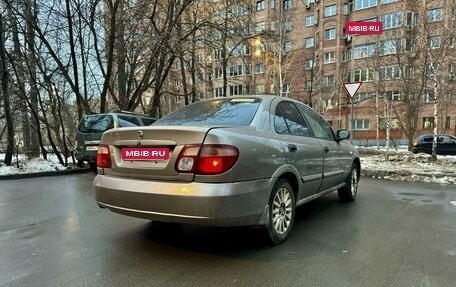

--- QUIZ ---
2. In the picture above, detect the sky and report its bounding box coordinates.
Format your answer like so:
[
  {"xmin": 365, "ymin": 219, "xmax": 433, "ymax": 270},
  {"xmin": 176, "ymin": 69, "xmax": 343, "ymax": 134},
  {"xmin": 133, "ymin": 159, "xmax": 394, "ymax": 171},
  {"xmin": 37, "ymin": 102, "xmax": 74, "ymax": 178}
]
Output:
[{"xmin": 0, "ymin": 149, "xmax": 455, "ymax": 185}]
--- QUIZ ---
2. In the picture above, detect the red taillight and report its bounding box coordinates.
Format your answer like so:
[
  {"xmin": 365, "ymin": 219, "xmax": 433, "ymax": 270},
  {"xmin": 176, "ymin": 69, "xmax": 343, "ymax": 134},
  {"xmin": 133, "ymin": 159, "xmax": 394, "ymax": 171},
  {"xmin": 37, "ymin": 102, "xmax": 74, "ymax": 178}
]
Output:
[
  {"xmin": 176, "ymin": 145, "xmax": 239, "ymax": 175},
  {"xmin": 97, "ymin": 145, "xmax": 112, "ymax": 168}
]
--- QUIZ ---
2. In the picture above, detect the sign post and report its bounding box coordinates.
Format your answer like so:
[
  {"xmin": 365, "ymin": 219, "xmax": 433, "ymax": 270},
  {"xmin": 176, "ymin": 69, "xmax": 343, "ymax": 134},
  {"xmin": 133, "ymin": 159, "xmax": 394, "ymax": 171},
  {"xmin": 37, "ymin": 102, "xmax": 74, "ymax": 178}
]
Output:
[{"xmin": 343, "ymin": 82, "xmax": 362, "ymax": 143}]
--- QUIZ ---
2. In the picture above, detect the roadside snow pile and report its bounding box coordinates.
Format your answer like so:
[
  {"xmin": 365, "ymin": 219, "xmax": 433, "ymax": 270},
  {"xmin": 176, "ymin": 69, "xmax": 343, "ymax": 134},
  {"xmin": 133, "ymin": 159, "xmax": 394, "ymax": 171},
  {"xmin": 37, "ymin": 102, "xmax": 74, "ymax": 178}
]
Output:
[
  {"xmin": 359, "ymin": 148, "xmax": 456, "ymax": 185},
  {"xmin": 0, "ymin": 157, "xmax": 68, "ymax": 176}
]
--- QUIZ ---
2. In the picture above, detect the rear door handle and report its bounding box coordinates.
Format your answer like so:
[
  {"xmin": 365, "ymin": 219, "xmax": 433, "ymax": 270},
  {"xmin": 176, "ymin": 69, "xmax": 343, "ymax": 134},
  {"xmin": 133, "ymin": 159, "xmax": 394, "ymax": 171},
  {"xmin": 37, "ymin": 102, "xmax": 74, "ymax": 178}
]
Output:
[
  {"xmin": 323, "ymin": 146, "xmax": 329, "ymax": 153},
  {"xmin": 288, "ymin": 144, "xmax": 297, "ymax": 153}
]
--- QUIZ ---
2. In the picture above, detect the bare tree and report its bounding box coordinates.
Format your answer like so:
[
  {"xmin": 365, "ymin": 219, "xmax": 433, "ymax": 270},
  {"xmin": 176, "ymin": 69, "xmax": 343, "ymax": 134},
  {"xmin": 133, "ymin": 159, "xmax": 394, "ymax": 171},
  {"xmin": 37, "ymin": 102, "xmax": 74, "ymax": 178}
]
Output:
[
  {"xmin": 0, "ymin": 12, "xmax": 15, "ymax": 166},
  {"xmin": 373, "ymin": 1, "xmax": 455, "ymax": 153}
]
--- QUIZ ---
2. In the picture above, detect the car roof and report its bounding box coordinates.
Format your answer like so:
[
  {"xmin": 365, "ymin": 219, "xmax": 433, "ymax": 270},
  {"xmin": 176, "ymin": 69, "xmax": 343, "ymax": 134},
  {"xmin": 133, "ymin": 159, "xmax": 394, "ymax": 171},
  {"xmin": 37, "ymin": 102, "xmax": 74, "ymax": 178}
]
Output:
[{"xmin": 83, "ymin": 112, "xmax": 156, "ymax": 118}]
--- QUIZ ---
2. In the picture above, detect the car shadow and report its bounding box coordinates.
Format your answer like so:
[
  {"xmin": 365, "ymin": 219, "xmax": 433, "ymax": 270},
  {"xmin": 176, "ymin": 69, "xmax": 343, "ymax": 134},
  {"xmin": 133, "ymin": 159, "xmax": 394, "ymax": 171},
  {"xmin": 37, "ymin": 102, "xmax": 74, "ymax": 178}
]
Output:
[{"xmin": 137, "ymin": 192, "xmax": 348, "ymax": 256}]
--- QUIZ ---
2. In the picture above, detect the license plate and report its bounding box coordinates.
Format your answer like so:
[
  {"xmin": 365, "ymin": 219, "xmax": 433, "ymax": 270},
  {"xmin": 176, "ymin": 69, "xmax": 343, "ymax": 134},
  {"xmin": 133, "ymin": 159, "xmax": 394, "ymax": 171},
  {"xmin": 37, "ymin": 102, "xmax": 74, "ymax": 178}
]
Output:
[
  {"xmin": 86, "ymin": 146, "xmax": 99, "ymax": 151},
  {"xmin": 122, "ymin": 147, "xmax": 170, "ymax": 161}
]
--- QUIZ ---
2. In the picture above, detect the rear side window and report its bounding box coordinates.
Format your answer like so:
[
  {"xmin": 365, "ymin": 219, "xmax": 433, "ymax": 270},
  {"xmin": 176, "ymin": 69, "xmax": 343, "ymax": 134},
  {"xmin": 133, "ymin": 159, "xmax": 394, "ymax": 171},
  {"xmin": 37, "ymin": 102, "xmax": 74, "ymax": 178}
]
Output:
[
  {"xmin": 141, "ymin": 118, "xmax": 157, "ymax": 125},
  {"xmin": 274, "ymin": 102, "xmax": 311, "ymax": 137},
  {"xmin": 117, "ymin": 115, "xmax": 140, "ymax": 127},
  {"xmin": 78, "ymin": 115, "xmax": 114, "ymax": 133},
  {"xmin": 155, "ymin": 98, "xmax": 261, "ymax": 126},
  {"xmin": 422, "ymin": 136, "xmax": 433, "ymax": 142}
]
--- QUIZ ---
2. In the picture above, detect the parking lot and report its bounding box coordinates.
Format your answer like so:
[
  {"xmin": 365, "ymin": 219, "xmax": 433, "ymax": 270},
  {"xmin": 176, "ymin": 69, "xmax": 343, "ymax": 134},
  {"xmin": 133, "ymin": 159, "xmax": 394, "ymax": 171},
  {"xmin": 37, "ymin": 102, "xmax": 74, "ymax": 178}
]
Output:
[{"xmin": 0, "ymin": 174, "xmax": 455, "ymax": 286}]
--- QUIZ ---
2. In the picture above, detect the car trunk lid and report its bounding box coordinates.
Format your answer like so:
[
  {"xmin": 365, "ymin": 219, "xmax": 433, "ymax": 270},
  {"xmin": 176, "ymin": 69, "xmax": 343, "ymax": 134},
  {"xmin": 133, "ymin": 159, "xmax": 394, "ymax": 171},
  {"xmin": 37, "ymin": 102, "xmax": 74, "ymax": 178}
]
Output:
[{"xmin": 101, "ymin": 126, "xmax": 212, "ymax": 182}]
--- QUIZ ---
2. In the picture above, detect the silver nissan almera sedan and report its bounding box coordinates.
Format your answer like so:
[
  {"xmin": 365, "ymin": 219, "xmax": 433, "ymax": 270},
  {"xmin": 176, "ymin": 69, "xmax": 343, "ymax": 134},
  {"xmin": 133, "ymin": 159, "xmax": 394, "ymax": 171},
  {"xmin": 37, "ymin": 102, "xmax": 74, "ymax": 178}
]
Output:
[{"xmin": 93, "ymin": 95, "xmax": 360, "ymax": 244}]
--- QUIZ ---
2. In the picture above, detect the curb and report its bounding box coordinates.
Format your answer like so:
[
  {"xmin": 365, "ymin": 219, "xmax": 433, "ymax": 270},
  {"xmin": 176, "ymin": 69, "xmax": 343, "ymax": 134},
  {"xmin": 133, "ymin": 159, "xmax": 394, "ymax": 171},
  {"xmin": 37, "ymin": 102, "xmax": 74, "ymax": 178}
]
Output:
[{"xmin": 0, "ymin": 168, "xmax": 92, "ymax": 180}]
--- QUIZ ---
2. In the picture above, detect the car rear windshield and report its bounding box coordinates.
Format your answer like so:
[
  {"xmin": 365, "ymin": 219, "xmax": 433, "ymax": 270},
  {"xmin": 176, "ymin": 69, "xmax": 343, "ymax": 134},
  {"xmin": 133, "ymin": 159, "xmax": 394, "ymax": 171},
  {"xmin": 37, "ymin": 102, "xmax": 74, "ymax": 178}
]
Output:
[
  {"xmin": 155, "ymin": 97, "xmax": 262, "ymax": 126},
  {"xmin": 78, "ymin": 115, "xmax": 114, "ymax": 133}
]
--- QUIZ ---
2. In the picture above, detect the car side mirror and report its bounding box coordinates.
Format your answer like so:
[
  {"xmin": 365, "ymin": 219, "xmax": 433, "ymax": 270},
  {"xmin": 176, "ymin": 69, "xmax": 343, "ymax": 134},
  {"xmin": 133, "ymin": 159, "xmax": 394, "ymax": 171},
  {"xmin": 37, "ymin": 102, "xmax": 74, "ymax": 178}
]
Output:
[{"xmin": 336, "ymin": 129, "xmax": 350, "ymax": 142}]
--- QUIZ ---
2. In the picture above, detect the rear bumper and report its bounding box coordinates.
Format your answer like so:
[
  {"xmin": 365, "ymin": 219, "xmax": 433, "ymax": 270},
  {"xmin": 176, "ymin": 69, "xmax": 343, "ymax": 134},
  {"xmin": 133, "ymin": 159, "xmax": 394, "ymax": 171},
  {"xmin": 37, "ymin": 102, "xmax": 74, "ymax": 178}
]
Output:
[
  {"xmin": 93, "ymin": 175, "xmax": 271, "ymax": 226},
  {"xmin": 74, "ymin": 150, "xmax": 97, "ymax": 162}
]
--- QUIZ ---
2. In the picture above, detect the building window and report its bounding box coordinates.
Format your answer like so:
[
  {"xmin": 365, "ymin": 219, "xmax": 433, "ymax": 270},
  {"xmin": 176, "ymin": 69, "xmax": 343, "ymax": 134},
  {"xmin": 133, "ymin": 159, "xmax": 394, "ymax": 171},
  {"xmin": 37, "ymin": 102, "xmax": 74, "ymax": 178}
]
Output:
[
  {"xmin": 283, "ymin": 0, "xmax": 292, "ymax": 10},
  {"xmin": 230, "ymin": 44, "xmax": 251, "ymax": 56},
  {"xmin": 380, "ymin": 12, "xmax": 403, "ymax": 30},
  {"xmin": 284, "ymin": 20, "xmax": 292, "ymax": 31},
  {"xmin": 174, "ymin": 79, "xmax": 180, "ymax": 88},
  {"xmin": 214, "ymin": 87, "xmax": 225, "ymax": 97},
  {"xmin": 211, "ymin": 30, "xmax": 223, "ymax": 41},
  {"xmin": 230, "ymin": 85, "xmax": 245, "ymax": 96},
  {"xmin": 445, "ymin": 116, "xmax": 451, "ymax": 129},
  {"xmin": 385, "ymin": 91, "xmax": 401, "ymax": 101},
  {"xmin": 379, "ymin": 65, "xmax": 400, "ymax": 80},
  {"xmin": 405, "ymin": 11, "xmax": 417, "ymax": 29},
  {"xmin": 271, "ymin": 0, "xmax": 276, "ymax": 9},
  {"xmin": 354, "ymin": 92, "xmax": 373, "ymax": 103},
  {"xmin": 355, "ymin": 0, "xmax": 377, "ymax": 11},
  {"xmin": 342, "ymin": 48, "xmax": 352, "ymax": 62},
  {"xmin": 305, "ymin": 37, "xmax": 314, "ymax": 48},
  {"xmin": 305, "ymin": 81, "xmax": 312, "ymax": 91},
  {"xmin": 324, "ymin": 52, "xmax": 335, "ymax": 63},
  {"xmin": 229, "ymin": 65, "xmax": 243, "ymax": 77},
  {"xmin": 214, "ymin": 49, "xmax": 223, "ymax": 60},
  {"xmin": 426, "ymin": 63, "xmax": 439, "ymax": 76},
  {"xmin": 214, "ymin": 67, "xmax": 223, "ymax": 79},
  {"xmin": 381, "ymin": 0, "xmax": 399, "ymax": 4},
  {"xmin": 256, "ymin": 0, "xmax": 266, "ymax": 11},
  {"xmin": 427, "ymin": 8, "xmax": 443, "ymax": 22},
  {"xmin": 343, "ymin": 3, "xmax": 350, "ymax": 15},
  {"xmin": 324, "ymin": 5, "xmax": 337, "ymax": 17},
  {"xmin": 379, "ymin": 118, "xmax": 400, "ymax": 130},
  {"xmin": 324, "ymin": 28, "xmax": 336, "ymax": 40},
  {"xmin": 232, "ymin": 5, "xmax": 250, "ymax": 16},
  {"xmin": 449, "ymin": 63, "xmax": 456, "ymax": 80},
  {"xmin": 402, "ymin": 38, "xmax": 416, "ymax": 53},
  {"xmin": 304, "ymin": 59, "xmax": 314, "ymax": 70},
  {"xmin": 255, "ymin": 63, "xmax": 265, "ymax": 73},
  {"xmin": 353, "ymin": 43, "xmax": 375, "ymax": 59},
  {"xmin": 360, "ymin": 17, "xmax": 377, "ymax": 22},
  {"xmin": 429, "ymin": 36, "xmax": 441, "ymax": 49},
  {"xmin": 172, "ymin": 60, "xmax": 180, "ymax": 70},
  {"xmin": 379, "ymin": 39, "xmax": 399, "ymax": 55},
  {"xmin": 283, "ymin": 41, "xmax": 292, "ymax": 52},
  {"xmin": 403, "ymin": 66, "xmax": 415, "ymax": 79},
  {"xmin": 351, "ymin": 119, "xmax": 370, "ymax": 130},
  {"xmin": 305, "ymin": 15, "xmax": 315, "ymax": 27},
  {"xmin": 282, "ymin": 83, "xmax": 291, "ymax": 93},
  {"xmin": 353, "ymin": 68, "xmax": 375, "ymax": 81},
  {"xmin": 244, "ymin": 64, "xmax": 251, "ymax": 75},
  {"xmin": 450, "ymin": 36, "xmax": 456, "ymax": 48},
  {"xmin": 422, "ymin": 91, "xmax": 434, "ymax": 103},
  {"xmin": 323, "ymin": 75, "xmax": 335, "ymax": 86},
  {"xmin": 422, "ymin": 117, "xmax": 434, "ymax": 128},
  {"xmin": 256, "ymin": 84, "xmax": 265, "ymax": 94},
  {"xmin": 256, "ymin": 22, "xmax": 266, "ymax": 32}
]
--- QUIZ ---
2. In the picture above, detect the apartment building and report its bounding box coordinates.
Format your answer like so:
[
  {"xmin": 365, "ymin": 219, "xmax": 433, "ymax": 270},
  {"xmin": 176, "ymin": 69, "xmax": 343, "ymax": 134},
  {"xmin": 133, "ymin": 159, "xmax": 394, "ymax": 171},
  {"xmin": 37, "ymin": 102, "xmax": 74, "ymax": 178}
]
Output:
[{"xmin": 203, "ymin": 0, "xmax": 456, "ymax": 144}]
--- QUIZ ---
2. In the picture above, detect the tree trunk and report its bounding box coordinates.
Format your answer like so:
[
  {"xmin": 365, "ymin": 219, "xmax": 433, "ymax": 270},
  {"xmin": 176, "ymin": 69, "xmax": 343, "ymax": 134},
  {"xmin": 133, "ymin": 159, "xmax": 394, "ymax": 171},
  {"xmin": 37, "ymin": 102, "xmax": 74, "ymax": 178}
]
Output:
[
  {"xmin": 0, "ymin": 14, "xmax": 15, "ymax": 166},
  {"xmin": 25, "ymin": 0, "xmax": 40, "ymax": 158},
  {"xmin": 116, "ymin": 1, "xmax": 128, "ymax": 110},
  {"xmin": 9, "ymin": 5, "xmax": 32, "ymax": 159}
]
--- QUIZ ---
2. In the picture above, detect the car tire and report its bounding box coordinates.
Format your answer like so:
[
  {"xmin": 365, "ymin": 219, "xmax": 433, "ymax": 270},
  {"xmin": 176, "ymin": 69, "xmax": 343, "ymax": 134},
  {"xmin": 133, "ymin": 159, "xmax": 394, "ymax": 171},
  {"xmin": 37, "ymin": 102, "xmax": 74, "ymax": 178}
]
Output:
[
  {"xmin": 338, "ymin": 164, "xmax": 359, "ymax": 203},
  {"xmin": 89, "ymin": 162, "xmax": 97, "ymax": 173},
  {"xmin": 265, "ymin": 179, "xmax": 295, "ymax": 245}
]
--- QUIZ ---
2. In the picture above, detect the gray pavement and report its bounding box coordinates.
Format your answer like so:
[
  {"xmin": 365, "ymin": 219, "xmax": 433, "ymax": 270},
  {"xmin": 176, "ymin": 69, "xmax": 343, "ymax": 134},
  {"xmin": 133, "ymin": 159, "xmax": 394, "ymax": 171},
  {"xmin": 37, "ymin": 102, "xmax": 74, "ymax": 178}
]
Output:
[{"xmin": 0, "ymin": 174, "xmax": 455, "ymax": 286}]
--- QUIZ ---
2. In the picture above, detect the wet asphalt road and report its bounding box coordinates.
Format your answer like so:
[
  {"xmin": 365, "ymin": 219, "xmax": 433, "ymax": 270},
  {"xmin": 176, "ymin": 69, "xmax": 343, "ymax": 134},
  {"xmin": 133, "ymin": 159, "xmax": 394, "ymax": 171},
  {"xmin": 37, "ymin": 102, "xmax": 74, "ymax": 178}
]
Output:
[{"xmin": 0, "ymin": 174, "xmax": 455, "ymax": 287}]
